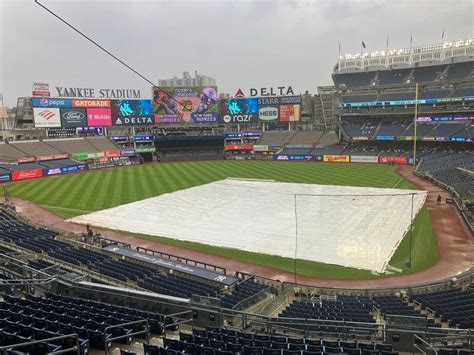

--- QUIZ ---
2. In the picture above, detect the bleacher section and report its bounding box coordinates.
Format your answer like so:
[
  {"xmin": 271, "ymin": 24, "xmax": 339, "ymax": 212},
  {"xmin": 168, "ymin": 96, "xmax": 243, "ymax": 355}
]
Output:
[
  {"xmin": 342, "ymin": 120, "xmax": 472, "ymax": 141},
  {"xmin": 153, "ymin": 327, "xmax": 399, "ymax": 355},
  {"xmin": 84, "ymin": 136, "xmax": 119, "ymax": 152},
  {"xmin": 410, "ymin": 289, "xmax": 474, "ymax": 329},
  {"xmin": 0, "ymin": 201, "xmax": 473, "ymax": 354},
  {"xmin": 0, "ymin": 207, "xmax": 273, "ymax": 308},
  {"xmin": 279, "ymin": 297, "xmax": 374, "ymax": 324},
  {"xmin": 9, "ymin": 141, "xmax": 61, "ymax": 157},
  {"xmin": 257, "ymin": 131, "xmax": 331, "ymax": 147},
  {"xmin": 445, "ymin": 62, "xmax": 474, "ymax": 80},
  {"xmin": 335, "ymin": 62, "xmax": 473, "ymax": 89},
  {"xmin": 0, "ymin": 143, "xmax": 27, "ymax": 162},
  {"xmin": 44, "ymin": 138, "xmax": 99, "ymax": 154},
  {"xmin": 378, "ymin": 69, "xmax": 411, "ymax": 85},
  {"xmin": 220, "ymin": 279, "xmax": 269, "ymax": 309},
  {"xmin": 342, "ymin": 94, "xmax": 378, "ymax": 103},
  {"xmin": 418, "ymin": 151, "xmax": 474, "ymax": 197},
  {"xmin": 375, "ymin": 121, "xmax": 409, "ymax": 137},
  {"xmin": 427, "ymin": 124, "xmax": 467, "ymax": 137},
  {"xmin": 0, "ymin": 137, "xmax": 119, "ymax": 162},
  {"xmin": 0, "ymin": 293, "xmax": 167, "ymax": 353},
  {"xmin": 377, "ymin": 92, "xmax": 415, "ymax": 101},
  {"xmin": 333, "ymin": 72, "xmax": 375, "ymax": 87},
  {"xmin": 257, "ymin": 132, "xmax": 294, "ymax": 147},
  {"xmin": 410, "ymin": 66, "xmax": 444, "ymax": 83},
  {"xmin": 373, "ymin": 296, "xmax": 437, "ymax": 328}
]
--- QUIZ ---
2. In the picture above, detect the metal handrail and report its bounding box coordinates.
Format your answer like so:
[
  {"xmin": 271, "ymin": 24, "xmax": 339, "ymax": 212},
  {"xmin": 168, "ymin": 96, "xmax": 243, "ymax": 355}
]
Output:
[
  {"xmin": 414, "ymin": 333, "xmax": 438, "ymax": 355},
  {"xmin": 163, "ymin": 309, "xmax": 194, "ymax": 333},
  {"xmin": 103, "ymin": 319, "xmax": 150, "ymax": 355},
  {"xmin": 0, "ymin": 333, "xmax": 80, "ymax": 355}
]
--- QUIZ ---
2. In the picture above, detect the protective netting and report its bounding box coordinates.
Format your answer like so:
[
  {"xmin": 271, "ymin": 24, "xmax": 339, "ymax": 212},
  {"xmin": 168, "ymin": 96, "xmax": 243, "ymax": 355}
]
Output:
[{"xmin": 69, "ymin": 179, "xmax": 427, "ymax": 272}]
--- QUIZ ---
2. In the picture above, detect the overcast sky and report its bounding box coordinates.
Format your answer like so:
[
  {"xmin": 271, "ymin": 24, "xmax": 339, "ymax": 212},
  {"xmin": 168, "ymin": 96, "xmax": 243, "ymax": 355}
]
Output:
[{"xmin": 1, "ymin": 0, "xmax": 473, "ymax": 106}]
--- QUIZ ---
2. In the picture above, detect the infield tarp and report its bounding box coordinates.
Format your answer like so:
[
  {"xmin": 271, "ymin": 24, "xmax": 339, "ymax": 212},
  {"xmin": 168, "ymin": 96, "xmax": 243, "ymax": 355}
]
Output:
[{"xmin": 69, "ymin": 179, "xmax": 427, "ymax": 273}]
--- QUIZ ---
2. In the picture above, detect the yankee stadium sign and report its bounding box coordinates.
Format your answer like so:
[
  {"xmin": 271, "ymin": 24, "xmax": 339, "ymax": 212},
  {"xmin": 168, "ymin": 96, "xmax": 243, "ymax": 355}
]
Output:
[{"xmin": 55, "ymin": 87, "xmax": 141, "ymax": 99}]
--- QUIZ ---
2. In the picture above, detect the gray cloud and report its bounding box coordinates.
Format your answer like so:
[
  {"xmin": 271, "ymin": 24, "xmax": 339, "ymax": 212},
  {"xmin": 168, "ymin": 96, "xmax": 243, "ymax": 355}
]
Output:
[{"xmin": 1, "ymin": 0, "xmax": 473, "ymax": 106}]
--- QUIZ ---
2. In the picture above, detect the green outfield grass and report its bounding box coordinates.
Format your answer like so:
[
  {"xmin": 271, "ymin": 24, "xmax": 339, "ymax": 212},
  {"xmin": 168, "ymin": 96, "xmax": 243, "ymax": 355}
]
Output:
[{"xmin": 5, "ymin": 161, "xmax": 438, "ymax": 279}]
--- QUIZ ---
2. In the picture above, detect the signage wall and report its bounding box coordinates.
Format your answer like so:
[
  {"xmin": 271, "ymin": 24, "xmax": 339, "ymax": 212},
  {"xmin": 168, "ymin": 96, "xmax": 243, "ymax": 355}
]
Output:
[
  {"xmin": 33, "ymin": 107, "xmax": 61, "ymax": 128},
  {"xmin": 11, "ymin": 169, "xmax": 43, "ymax": 181},
  {"xmin": 60, "ymin": 108, "xmax": 87, "ymax": 127},
  {"xmin": 152, "ymin": 86, "xmax": 218, "ymax": 124},
  {"xmin": 86, "ymin": 108, "xmax": 112, "ymax": 127}
]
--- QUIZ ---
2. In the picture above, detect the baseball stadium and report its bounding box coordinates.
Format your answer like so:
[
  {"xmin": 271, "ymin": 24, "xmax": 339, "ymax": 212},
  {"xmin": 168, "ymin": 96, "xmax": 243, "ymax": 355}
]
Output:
[{"xmin": 0, "ymin": 2, "xmax": 473, "ymax": 355}]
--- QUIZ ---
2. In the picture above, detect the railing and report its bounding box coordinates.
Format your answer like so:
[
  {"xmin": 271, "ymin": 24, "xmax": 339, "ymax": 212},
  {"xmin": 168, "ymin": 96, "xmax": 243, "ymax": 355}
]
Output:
[
  {"xmin": 103, "ymin": 319, "xmax": 150, "ymax": 355},
  {"xmin": 136, "ymin": 246, "xmax": 226, "ymax": 274},
  {"xmin": 281, "ymin": 266, "xmax": 474, "ymax": 297},
  {"xmin": 163, "ymin": 309, "xmax": 194, "ymax": 334},
  {"xmin": 414, "ymin": 333, "xmax": 438, "ymax": 355},
  {"xmin": 0, "ymin": 333, "xmax": 80, "ymax": 355},
  {"xmin": 232, "ymin": 286, "xmax": 275, "ymax": 312}
]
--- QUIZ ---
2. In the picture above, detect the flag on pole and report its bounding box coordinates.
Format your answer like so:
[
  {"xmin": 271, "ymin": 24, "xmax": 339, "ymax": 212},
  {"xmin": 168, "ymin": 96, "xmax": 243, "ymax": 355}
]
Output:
[
  {"xmin": 410, "ymin": 34, "xmax": 413, "ymax": 48},
  {"xmin": 442, "ymin": 28, "xmax": 445, "ymax": 39},
  {"xmin": 386, "ymin": 36, "xmax": 389, "ymax": 49},
  {"xmin": 362, "ymin": 41, "xmax": 366, "ymax": 49}
]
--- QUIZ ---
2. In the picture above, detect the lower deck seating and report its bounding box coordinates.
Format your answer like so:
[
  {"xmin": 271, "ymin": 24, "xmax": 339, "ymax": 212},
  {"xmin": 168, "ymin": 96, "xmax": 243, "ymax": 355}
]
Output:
[
  {"xmin": 152, "ymin": 327, "xmax": 398, "ymax": 355},
  {"xmin": 410, "ymin": 289, "xmax": 474, "ymax": 329},
  {"xmin": 0, "ymin": 293, "xmax": 168, "ymax": 354}
]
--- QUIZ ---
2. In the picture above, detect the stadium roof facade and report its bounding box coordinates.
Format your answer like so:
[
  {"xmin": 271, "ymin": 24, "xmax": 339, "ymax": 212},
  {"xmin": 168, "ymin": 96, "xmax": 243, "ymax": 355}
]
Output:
[{"xmin": 335, "ymin": 38, "xmax": 473, "ymax": 74}]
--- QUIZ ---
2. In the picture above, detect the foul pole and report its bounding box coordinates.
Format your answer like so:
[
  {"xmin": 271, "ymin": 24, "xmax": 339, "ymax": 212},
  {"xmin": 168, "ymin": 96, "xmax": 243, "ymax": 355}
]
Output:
[{"xmin": 413, "ymin": 83, "xmax": 419, "ymax": 167}]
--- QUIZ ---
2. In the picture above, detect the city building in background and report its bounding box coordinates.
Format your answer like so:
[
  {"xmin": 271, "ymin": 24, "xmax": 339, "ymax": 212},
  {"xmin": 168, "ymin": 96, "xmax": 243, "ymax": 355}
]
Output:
[{"xmin": 158, "ymin": 71, "xmax": 216, "ymax": 88}]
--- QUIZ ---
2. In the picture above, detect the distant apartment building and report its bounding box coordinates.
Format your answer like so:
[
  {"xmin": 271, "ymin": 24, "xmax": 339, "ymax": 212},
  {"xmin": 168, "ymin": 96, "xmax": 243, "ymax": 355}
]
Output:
[{"xmin": 158, "ymin": 71, "xmax": 216, "ymax": 87}]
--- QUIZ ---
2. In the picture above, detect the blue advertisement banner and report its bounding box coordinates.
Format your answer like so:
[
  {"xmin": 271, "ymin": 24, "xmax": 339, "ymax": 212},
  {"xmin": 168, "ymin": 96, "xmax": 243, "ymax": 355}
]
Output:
[
  {"xmin": 342, "ymin": 96, "xmax": 474, "ymax": 108},
  {"xmin": 0, "ymin": 173, "xmax": 11, "ymax": 182},
  {"xmin": 44, "ymin": 164, "xmax": 88, "ymax": 176},
  {"xmin": 33, "ymin": 98, "xmax": 73, "ymax": 108},
  {"xmin": 225, "ymin": 133, "xmax": 242, "ymax": 138},
  {"xmin": 110, "ymin": 136, "xmax": 129, "ymax": 141},
  {"xmin": 376, "ymin": 136, "xmax": 396, "ymax": 141},
  {"xmin": 134, "ymin": 135, "xmax": 155, "ymax": 141},
  {"xmin": 273, "ymin": 155, "xmax": 313, "ymax": 161}
]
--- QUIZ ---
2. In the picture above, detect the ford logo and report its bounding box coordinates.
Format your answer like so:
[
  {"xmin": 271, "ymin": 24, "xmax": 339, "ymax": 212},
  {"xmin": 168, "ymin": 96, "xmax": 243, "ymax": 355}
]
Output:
[{"xmin": 62, "ymin": 111, "xmax": 85, "ymax": 121}]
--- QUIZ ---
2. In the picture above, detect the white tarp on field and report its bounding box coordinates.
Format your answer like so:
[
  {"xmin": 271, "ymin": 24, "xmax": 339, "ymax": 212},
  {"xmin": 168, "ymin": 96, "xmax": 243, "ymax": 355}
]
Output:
[{"xmin": 69, "ymin": 179, "xmax": 427, "ymax": 272}]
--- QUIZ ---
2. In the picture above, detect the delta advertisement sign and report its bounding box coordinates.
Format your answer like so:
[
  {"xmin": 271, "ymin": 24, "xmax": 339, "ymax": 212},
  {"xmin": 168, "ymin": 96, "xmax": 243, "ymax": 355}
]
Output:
[
  {"xmin": 110, "ymin": 99, "xmax": 153, "ymax": 126},
  {"xmin": 11, "ymin": 169, "xmax": 43, "ymax": 181}
]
